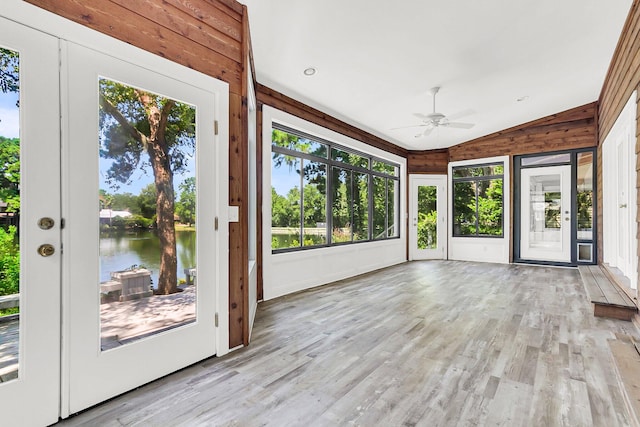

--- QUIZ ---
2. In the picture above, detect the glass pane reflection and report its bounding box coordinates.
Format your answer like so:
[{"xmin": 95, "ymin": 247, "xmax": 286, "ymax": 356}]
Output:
[
  {"xmin": 0, "ymin": 46, "xmax": 20, "ymax": 382},
  {"xmin": 98, "ymin": 78, "xmax": 196, "ymax": 350}
]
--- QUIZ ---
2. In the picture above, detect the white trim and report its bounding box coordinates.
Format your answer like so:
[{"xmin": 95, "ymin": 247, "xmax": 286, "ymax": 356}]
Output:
[
  {"xmin": 262, "ymin": 106, "xmax": 407, "ymax": 300},
  {"xmin": 448, "ymin": 156, "xmax": 511, "ymax": 264}
]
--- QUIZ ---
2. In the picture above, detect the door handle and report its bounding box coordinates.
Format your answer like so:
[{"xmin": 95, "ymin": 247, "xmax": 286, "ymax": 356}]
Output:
[
  {"xmin": 37, "ymin": 217, "xmax": 55, "ymax": 230},
  {"xmin": 37, "ymin": 244, "xmax": 55, "ymax": 257},
  {"xmin": 620, "ymin": 203, "xmax": 628, "ymax": 208}
]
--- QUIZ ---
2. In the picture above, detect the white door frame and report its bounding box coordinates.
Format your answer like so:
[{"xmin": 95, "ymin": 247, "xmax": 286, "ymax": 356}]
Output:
[
  {"xmin": 603, "ymin": 91, "xmax": 638, "ymax": 290},
  {"xmin": 520, "ymin": 165, "xmax": 572, "ymax": 263},
  {"xmin": 409, "ymin": 174, "xmax": 447, "ymax": 260}
]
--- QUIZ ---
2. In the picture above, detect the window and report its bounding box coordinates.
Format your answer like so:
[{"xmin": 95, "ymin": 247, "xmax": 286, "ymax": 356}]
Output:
[
  {"xmin": 271, "ymin": 126, "xmax": 399, "ymax": 251},
  {"xmin": 452, "ymin": 163, "xmax": 504, "ymax": 237}
]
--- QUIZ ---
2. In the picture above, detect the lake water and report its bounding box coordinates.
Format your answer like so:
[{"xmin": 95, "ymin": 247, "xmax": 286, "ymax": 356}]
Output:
[{"xmin": 100, "ymin": 230, "xmax": 195, "ymax": 288}]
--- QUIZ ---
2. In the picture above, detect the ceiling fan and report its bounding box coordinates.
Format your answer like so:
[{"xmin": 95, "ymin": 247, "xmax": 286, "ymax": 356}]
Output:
[{"xmin": 394, "ymin": 87, "xmax": 475, "ymax": 138}]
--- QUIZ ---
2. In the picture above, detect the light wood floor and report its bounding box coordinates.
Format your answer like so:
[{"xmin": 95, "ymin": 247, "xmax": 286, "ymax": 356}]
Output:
[{"xmin": 58, "ymin": 261, "xmax": 640, "ymax": 426}]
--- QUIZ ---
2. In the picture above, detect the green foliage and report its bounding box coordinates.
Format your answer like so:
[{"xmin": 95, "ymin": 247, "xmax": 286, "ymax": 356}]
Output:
[
  {"xmin": 477, "ymin": 178, "xmax": 503, "ymax": 235},
  {"xmin": 417, "ymin": 185, "xmax": 438, "ymax": 249},
  {"xmin": 0, "ymin": 226, "xmax": 19, "ymax": 296},
  {"xmin": 124, "ymin": 215, "xmax": 153, "ymax": 229},
  {"xmin": 0, "ymin": 307, "xmax": 19, "ymax": 316},
  {"xmin": 453, "ymin": 176, "xmax": 503, "ymax": 236},
  {"xmin": 0, "ymin": 48, "xmax": 19, "ymax": 100},
  {"xmin": 176, "ymin": 177, "xmax": 196, "ymax": 225},
  {"xmin": 0, "ymin": 136, "xmax": 20, "ymax": 212},
  {"xmin": 137, "ymin": 183, "xmax": 157, "ymax": 219},
  {"xmin": 577, "ymin": 190, "xmax": 593, "ymax": 229}
]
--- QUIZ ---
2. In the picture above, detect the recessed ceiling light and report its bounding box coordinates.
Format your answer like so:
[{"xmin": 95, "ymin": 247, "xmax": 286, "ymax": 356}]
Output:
[
  {"xmin": 303, "ymin": 67, "xmax": 317, "ymax": 76},
  {"xmin": 517, "ymin": 96, "xmax": 529, "ymax": 102}
]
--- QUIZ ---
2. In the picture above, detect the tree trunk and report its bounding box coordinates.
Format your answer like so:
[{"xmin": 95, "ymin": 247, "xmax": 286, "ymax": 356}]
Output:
[{"xmin": 141, "ymin": 95, "xmax": 178, "ymax": 295}]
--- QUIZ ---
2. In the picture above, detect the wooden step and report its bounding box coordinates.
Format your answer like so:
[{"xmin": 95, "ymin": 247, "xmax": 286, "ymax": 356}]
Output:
[{"xmin": 578, "ymin": 265, "xmax": 637, "ymax": 321}]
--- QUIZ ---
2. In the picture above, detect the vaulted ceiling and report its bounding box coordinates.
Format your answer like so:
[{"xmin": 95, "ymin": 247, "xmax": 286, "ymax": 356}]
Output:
[{"xmin": 239, "ymin": 0, "xmax": 632, "ymax": 150}]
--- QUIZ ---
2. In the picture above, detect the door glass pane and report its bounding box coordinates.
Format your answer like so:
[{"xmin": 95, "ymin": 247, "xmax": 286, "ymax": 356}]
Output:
[
  {"xmin": 98, "ymin": 78, "xmax": 196, "ymax": 350},
  {"xmin": 576, "ymin": 152, "xmax": 593, "ymax": 240},
  {"xmin": 528, "ymin": 174, "xmax": 562, "ymax": 249},
  {"xmin": 417, "ymin": 185, "xmax": 437, "ymax": 249},
  {"xmin": 521, "ymin": 153, "xmax": 571, "ymax": 167},
  {"xmin": 0, "ymin": 47, "xmax": 20, "ymax": 382}
]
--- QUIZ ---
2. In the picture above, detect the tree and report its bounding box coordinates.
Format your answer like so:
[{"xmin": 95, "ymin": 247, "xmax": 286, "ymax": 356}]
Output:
[
  {"xmin": 0, "ymin": 48, "xmax": 19, "ymax": 104},
  {"xmin": 176, "ymin": 177, "xmax": 196, "ymax": 226},
  {"xmin": 99, "ymin": 79, "xmax": 195, "ymax": 294},
  {"xmin": 137, "ymin": 184, "xmax": 157, "ymax": 220},
  {"xmin": 0, "ymin": 137, "xmax": 20, "ymax": 212}
]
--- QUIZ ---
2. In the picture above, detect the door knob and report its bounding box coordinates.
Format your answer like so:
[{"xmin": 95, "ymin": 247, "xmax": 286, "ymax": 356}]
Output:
[
  {"xmin": 37, "ymin": 244, "xmax": 55, "ymax": 257},
  {"xmin": 37, "ymin": 217, "xmax": 55, "ymax": 230}
]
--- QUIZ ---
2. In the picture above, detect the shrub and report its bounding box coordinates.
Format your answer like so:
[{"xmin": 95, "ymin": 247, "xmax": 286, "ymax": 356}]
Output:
[{"xmin": 0, "ymin": 226, "xmax": 20, "ymax": 296}]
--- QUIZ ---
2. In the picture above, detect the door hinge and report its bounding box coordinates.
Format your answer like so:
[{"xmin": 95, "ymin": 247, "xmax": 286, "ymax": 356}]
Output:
[
  {"xmin": 61, "ymin": 218, "xmax": 65, "ymax": 229},
  {"xmin": 214, "ymin": 120, "xmax": 219, "ymax": 135},
  {"xmin": 215, "ymin": 313, "xmax": 219, "ymax": 327},
  {"xmin": 215, "ymin": 216, "xmax": 219, "ymax": 230}
]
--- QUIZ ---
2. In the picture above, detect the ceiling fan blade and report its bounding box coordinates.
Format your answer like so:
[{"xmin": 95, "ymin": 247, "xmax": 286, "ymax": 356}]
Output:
[
  {"xmin": 390, "ymin": 124, "xmax": 429, "ymax": 130},
  {"xmin": 446, "ymin": 109, "xmax": 475, "ymax": 122},
  {"xmin": 415, "ymin": 126, "xmax": 435, "ymax": 138},
  {"xmin": 443, "ymin": 121, "xmax": 475, "ymax": 129},
  {"xmin": 412, "ymin": 113, "xmax": 430, "ymax": 120}
]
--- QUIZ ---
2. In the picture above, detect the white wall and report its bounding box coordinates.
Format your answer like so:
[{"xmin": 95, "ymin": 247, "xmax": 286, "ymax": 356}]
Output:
[
  {"xmin": 448, "ymin": 156, "xmax": 510, "ymax": 264},
  {"xmin": 262, "ymin": 106, "xmax": 407, "ymax": 300}
]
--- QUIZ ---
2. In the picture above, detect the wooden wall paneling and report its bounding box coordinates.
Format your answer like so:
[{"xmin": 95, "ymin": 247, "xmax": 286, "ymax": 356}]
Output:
[
  {"xmin": 228, "ymin": 92, "xmax": 245, "ymax": 348},
  {"xmin": 108, "ymin": 0, "xmax": 242, "ymax": 62},
  {"xmin": 599, "ymin": 2, "xmax": 640, "ymax": 140},
  {"xmin": 407, "ymin": 149, "xmax": 448, "ymax": 174},
  {"xmin": 448, "ymin": 103, "xmax": 598, "ymax": 162},
  {"xmin": 238, "ymin": 4, "xmax": 250, "ymax": 346},
  {"xmin": 166, "ymin": 0, "xmax": 243, "ymax": 42},
  {"xmin": 25, "ymin": 0, "xmax": 242, "ymax": 94},
  {"xmin": 256, "ymin": 84, "xmax": 407, "ymax": 158}
]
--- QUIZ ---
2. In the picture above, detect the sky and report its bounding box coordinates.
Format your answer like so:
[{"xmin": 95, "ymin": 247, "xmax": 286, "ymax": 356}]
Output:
[{"xmin": 0, "ymin": 91, "xmax": 19, "ymax": 139}]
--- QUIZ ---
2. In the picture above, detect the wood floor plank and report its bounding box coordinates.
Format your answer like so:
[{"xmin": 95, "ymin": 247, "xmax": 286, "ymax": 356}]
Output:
[{"xmin": 56, "ymin": 261, "xmax": 640, "ymax": 426}]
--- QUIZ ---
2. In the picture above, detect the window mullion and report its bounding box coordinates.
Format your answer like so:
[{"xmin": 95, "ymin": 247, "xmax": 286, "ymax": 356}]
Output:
[{"xmin": 299, "ymin": 158, "xmax": 304, "ymax": 247}]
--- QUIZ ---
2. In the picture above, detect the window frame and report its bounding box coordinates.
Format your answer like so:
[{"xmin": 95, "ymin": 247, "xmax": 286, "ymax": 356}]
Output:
[
  {"xmin": 270, "ymin": 123, "xmax": 400, "ymax": 253},
  {"xmin": 451, "ymin": 161, "xmax": 504, "ymax": 238}
]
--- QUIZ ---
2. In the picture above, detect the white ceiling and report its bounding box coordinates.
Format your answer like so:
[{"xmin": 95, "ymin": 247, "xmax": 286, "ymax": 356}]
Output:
[{"xmin": 239, "ymin": 0, "xmax": 632, "ymax": 150}]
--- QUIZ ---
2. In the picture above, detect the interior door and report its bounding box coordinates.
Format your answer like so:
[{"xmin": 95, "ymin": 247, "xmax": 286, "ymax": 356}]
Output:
[
  {"xmin": 616, "ymin": 133, "xmax": 631, "ymax": 275},
  {"xmin": 520, "ymin": 165, "xmax": 572, "ymax": 262},
  {"xmin": 64, "ymin": 42, "xmax": 219, "ymax": 413},
  {"xmin": 409, "ymin": 175, "xmax": 447, "ymax": 260},
  {"xmin": 0, "ymin": 18, "xmax": 61, "ymax": 426}
]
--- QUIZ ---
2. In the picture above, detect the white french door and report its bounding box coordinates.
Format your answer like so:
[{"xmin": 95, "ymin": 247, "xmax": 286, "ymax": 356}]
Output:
[
  {"xmin": 520, "ymin": 165, "xmax": 572, "ymax": 262},
  {"xmin": 0, "ymin": 18, "xmax": 61, "ymax": 426},
  {"xmin": 409, "ymin": 175, "xmax": 447, "ymax": 260},
  {"xmin": 63, "ymin": 42, "xmax": 221, "ymax": 414},
  {"xmin": 0, "ymin": 8, "xmax": 229, "ymax": 421}
]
